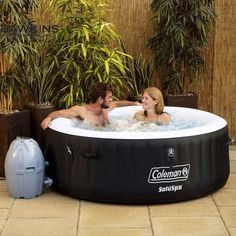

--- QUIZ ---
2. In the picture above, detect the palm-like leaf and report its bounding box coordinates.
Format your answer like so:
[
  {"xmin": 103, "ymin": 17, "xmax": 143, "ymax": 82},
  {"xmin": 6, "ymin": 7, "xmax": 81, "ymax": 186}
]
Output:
[
  {"xmin": 119, "ymin": 39, "xmax": 155, "ymax": 100},
  {"xmin": 149, "ymin": 0, "xmax": 216, "ymax": 95},
  {"xmin": 45, "ymin": 0, "xmax": 129, "ymax": 107},
  {"xmin": 0, "ymin": 0, "xmax": 39, "ymax": 112}
]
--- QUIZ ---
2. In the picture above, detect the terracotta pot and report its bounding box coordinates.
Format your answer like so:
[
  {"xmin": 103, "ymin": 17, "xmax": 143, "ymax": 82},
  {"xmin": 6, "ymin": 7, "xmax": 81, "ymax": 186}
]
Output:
[
  {"xmin": 0, "ymin": 110, "xmax": 30, "ymax": 177},
  {"xmin": 166, "ymin": 93, "xmax": 198, "ymax": 109}
]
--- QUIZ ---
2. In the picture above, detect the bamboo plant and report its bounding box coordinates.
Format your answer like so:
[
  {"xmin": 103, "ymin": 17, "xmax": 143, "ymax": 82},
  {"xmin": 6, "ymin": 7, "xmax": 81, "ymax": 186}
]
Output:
[
  {"xmin": 148, "ymin": 0, "xmax": 216, "ymax": 96},
  {"xmin": 13, "ymin": 35, "xmax": 58, "ymax": 106},
  {"xmin": 45, "ymin": 0, "xmax": 129, "ymax": 108},
  {"xmin": 119, "ymin": 39, "xmax": 155, "ymax": 101},
  {"xmin": 0, "ymin": 68, "xmax": 19, "ymax": 113},
  {"xmin": 0, "ymin": 0, "xmax": 38, "ymax": 112}
]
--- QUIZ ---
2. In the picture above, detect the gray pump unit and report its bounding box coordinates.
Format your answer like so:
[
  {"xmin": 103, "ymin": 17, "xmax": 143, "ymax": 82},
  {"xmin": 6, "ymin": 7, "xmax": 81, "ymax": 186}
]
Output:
[{"xmin": 5, "ymin": 137, "xmax": 52, "ymax": 199}]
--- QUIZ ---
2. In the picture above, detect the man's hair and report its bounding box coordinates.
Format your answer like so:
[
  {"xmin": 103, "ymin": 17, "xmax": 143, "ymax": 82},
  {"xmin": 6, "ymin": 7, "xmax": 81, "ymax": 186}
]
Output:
[{"xmin": 89, "ymin": 82, "xmax": 112, "ymax": 103}]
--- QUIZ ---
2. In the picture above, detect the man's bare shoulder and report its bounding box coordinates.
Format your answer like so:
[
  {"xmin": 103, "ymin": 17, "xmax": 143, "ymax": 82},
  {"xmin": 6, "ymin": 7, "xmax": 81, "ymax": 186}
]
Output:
[
  {"xmin": 67, "ymin": 105, "xmax": 85, "ymax": 116},
  {"xmin": 69, "ymin": 104, "xmax": 83, "ymax": 110}
]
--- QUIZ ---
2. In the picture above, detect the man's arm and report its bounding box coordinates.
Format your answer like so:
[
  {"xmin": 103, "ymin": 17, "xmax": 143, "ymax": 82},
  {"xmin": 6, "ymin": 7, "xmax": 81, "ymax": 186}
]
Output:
[
  {"xmin": 41, "ymin": 105, "xmax": 83, "ymax": 129},
  {"xmin": 109, "ymin": 100, "xmax": 140, "ymax": 110}
]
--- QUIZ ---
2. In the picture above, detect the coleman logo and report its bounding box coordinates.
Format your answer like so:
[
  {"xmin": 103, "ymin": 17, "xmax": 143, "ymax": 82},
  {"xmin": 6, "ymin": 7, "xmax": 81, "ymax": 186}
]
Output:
[{"xmin": 148, "ymin": 164, "xmax": 190, "ymax": 184}]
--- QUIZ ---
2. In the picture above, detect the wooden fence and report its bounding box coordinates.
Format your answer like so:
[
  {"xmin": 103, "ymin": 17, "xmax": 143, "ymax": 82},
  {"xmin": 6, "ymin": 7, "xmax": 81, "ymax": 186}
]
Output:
[{"xmin": 107, "ymin": 0, "xmax": 236, "ymax": 139}]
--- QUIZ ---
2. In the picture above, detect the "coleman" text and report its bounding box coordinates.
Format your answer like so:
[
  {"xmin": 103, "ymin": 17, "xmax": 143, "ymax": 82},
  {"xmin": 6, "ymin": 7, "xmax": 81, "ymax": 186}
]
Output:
[{"xmin": 148, "ymin": 164, "xmax": 190, "ymax": 184}]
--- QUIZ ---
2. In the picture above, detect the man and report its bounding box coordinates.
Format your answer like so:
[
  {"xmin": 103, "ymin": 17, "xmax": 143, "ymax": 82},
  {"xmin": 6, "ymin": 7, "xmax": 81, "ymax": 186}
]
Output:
[{"xmin": 41, "ymin": 82, "xmax": 139, "ymax": 129}]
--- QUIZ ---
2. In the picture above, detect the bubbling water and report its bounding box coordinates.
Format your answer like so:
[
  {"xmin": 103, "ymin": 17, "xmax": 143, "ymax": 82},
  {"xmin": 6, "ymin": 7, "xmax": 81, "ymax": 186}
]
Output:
[{"xmin": 73, "ymin": 110, "xmax": 203, "ymax": 132}]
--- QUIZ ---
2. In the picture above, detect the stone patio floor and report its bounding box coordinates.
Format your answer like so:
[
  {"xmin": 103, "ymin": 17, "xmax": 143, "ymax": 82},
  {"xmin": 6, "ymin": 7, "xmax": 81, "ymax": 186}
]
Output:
[{"xmin": 0, "ymin": 146, "xmax": 235, "ymax": 236}]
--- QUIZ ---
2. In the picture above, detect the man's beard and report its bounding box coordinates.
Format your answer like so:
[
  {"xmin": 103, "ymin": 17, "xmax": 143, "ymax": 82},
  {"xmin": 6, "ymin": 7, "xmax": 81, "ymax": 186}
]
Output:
[{"xmin": 101, "ymin": 102, "xmax": 109, "ymax": 109}]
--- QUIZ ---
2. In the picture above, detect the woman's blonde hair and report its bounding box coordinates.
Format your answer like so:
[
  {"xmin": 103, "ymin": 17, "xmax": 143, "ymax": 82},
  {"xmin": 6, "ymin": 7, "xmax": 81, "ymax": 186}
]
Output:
[{"xmin": 144, "ymin": 87, "xmax": 165, "ymax": 114}]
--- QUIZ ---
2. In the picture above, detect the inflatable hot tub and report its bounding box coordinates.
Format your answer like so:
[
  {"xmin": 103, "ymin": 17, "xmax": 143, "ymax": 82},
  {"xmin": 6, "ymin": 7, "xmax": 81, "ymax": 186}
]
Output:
[{"xmin": 44, "ymin": 106, "xmax": 230, "ymax": 204}]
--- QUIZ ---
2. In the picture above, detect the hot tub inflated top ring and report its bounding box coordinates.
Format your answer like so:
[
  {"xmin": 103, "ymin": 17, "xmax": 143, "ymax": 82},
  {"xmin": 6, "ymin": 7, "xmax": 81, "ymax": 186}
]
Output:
[
  {"xmin": 45, "ymin": 106, "xmax": 230, "ymax": 204},
  {"xmin": 49, "ymin": 106, "xmax": 227, "ymax": 139}
]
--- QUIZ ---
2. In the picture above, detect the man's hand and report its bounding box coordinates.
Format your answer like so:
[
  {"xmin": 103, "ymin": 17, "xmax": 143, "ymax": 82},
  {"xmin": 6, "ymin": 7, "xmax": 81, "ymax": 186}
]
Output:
[{"xmin": 41, "ymin": 116, "xmax": 52, "ymax": 130}]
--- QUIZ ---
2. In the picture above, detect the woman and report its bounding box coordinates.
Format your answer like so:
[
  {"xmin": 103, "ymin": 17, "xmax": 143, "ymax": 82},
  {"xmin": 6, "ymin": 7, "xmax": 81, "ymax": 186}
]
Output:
[{"xmin": 134, "ymin": 87, "xmax": 170, "ymax": 124}]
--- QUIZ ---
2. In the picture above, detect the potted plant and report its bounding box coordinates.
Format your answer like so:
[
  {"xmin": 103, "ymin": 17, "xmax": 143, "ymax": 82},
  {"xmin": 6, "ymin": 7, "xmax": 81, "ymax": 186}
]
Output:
[
  {"xmin": 119, "ymin": 39, "xmax": 155, "ymax": 102},
  {"xmin": 148, "ymin": 0, "xmax": 216, "ymax": 108},
  {"xmin": 0, "ymin": 71, "xmax": 31, "ymax": 177},
  {"xmin": 4, "ymin": 2, "xmax": 60, "ymax": 150},
  {"xmin": 15, "ymin": 36, "xmax": 57, "ymax": 150},
  {"xmin": 0, "ymin": 0, "xmax": 38, "ymax": 176},
  {"xmin": 45, "ymin": 0, "xmax": 130, "ymax": 108}
]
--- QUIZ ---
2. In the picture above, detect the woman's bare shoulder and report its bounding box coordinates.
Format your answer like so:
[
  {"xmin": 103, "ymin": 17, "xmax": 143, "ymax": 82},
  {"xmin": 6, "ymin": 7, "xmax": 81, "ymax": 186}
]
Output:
[
  {"xmin": 158, "ymin": 112, "xmax": 171, "ymax": 124},
  {"xmin": 134, "ymin": 110, "xmax": 144, "ymax": 121}
]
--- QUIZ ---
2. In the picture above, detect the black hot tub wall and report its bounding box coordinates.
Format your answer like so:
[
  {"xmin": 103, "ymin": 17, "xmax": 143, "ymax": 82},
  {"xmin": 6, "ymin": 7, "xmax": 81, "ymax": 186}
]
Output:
[{"xmin": 44, "ymin": 126, "xmax": 229, "ymax": 204}]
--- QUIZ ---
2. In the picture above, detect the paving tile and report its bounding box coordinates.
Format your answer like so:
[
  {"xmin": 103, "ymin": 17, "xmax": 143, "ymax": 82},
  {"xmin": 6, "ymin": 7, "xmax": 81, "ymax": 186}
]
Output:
[
  {"xmin": 229, "ymin": 227, "xmax": 236, "ymax": 236},
  {"xmin": 149, "ymin": 196, "xmax": 218, "ymax": 217},
  {"xmin": 212, "ymin": 189, "xmax": 236, "ymax": 206},
  {"xmin": 218, "ymin": 206, "xmax": 236, "ymax": 227},
  {"xmin": 151, "ymin": 217, "xmax": 228, "ymax": 236},
  {"xmin": 230, "ymin": 146, "xmax": 236, "ymax": 151},
  {"xmin": 10, "ymin": 190, "xmax": 79, "ymax": 218},
  {"xmin": 0, "ymin": 209, "xmax": 9, "ymax": 232},
  {"xmin": 79, "ymin": 201, "xmax": 150, "ymax": 228},
  {"xmin": 2, "ymin": 218, "xmax": 77, "ymax": 236},
  {"xmin": 230, "ymin": 150, "xmax": 236, "ymax": 161},
  {"xmin": 230, "ymin": 160, "xmax": 236, "ymax": 173},
  {"xmin": 223, "ymin": 174, "xmax": 236, "ymax": 189},
  {"xmin": 0, "ymin": 192, "xmax": 14, "ymax": 209},
  {"xmin": 0, "ymin": 180, "xmax": 7, "ymax": 192},
  {"xmin": 78, "ymin": 228, "xmax": 153, "ymax": 236}
]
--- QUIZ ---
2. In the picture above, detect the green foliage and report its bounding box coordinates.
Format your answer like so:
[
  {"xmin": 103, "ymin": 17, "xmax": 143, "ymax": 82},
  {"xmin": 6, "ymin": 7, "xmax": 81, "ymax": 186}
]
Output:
[
  {"xmin": 13, "ymin": 36, "xmax": 59, "ymax": 105},
  {"xmin": 0, "ymin": 0, "xmax": 38, "ymax": 112},
  {"xmin": 46, "ymin": 0, "xmax": 128, "ymax": 108},
  {"xmin": 0, "ymin": 0, "xmax": 38, "ymax": 62},
  {"xmin": 149, "ymin": 0, "xmax": 216, "ymax": 95},
  {"xmin": 0, "ymin": 68, "xmax": 21, "ymax": 113},
  {"xmin": 119, "ymin": 39, "xmax": 154, "ymax": 100},
  {"xmin": 0, "ymin": 0, "xmax": 56, "ymax": 107}
]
